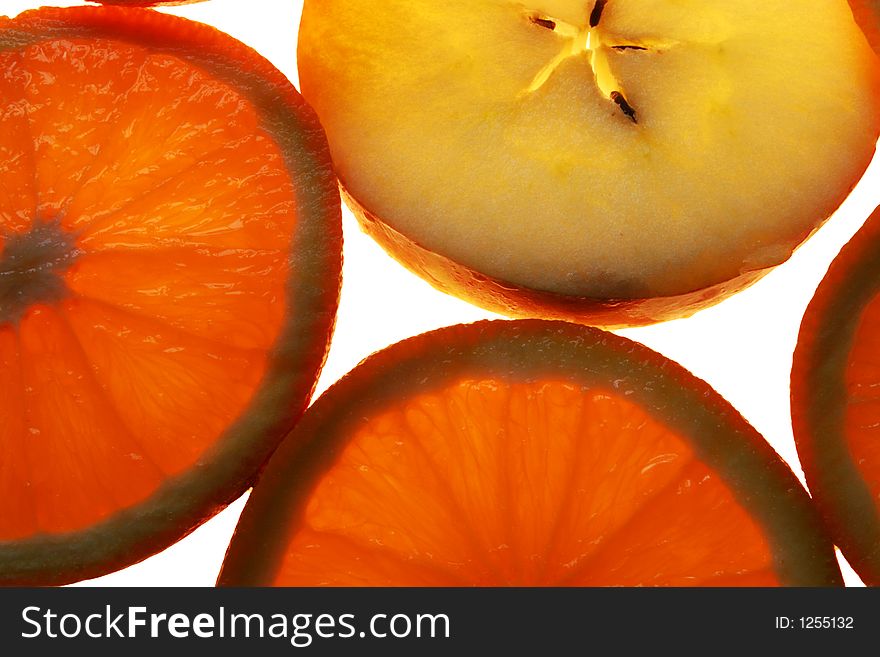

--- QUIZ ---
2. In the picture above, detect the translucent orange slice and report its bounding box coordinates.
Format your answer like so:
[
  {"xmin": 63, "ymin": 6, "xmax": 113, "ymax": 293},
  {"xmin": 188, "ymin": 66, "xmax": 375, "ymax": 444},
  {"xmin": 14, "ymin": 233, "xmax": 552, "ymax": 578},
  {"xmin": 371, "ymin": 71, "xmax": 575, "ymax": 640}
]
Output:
[
  {"xmin": 0, "ymin": 7, "xmax": 341, "ymax": 584},
  {"xmin": 792, "ymin": 205, "xmax": 880, "ymax": 585},
  {"xmin": 221, "ymin": 321, "xmax": 840, "ymax": 586}
]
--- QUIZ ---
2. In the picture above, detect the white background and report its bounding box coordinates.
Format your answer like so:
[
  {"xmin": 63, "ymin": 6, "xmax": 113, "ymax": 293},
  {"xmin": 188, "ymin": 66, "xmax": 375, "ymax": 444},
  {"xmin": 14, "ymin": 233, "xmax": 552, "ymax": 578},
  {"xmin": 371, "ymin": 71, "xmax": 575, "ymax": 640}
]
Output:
[{"xmin": 4, "ymin": 0, "xmax": 879, "ymax": 586}]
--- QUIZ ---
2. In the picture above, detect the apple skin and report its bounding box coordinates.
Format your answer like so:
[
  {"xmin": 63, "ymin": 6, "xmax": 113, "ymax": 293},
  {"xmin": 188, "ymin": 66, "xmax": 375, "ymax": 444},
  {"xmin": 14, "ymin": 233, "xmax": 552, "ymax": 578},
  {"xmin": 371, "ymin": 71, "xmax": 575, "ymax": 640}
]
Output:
[
  {"xmin": 850, "ymin": 0, "xmax": 880, "ymax": 54},
  {"xmin": 344, "ymin": 188, "xmax": 771, "ymax": 328}
]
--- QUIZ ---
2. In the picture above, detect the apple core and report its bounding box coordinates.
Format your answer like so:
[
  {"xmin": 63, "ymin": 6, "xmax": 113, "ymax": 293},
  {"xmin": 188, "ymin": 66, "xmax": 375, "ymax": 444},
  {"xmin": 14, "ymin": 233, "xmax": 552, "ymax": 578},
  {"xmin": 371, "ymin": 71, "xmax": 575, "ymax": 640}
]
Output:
[{"xmin": 526, "ymin": 0, "xmax": 656, "ymax": 123}]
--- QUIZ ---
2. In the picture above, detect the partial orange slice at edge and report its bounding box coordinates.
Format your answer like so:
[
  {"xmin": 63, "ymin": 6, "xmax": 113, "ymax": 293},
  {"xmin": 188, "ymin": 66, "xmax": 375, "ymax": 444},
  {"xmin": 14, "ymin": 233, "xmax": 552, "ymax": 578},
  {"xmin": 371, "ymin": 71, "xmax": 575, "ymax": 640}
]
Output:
[
  {"xmin": 792, "ymin": 204, "xmax": 880, "ymax": 586},
  {"xmin": 220, "ymin": 320, "xmax": 840, "ymax": 587},
  {"xmin": 0, "ymin": 7, "xmax": 341, "ymax": 584}
]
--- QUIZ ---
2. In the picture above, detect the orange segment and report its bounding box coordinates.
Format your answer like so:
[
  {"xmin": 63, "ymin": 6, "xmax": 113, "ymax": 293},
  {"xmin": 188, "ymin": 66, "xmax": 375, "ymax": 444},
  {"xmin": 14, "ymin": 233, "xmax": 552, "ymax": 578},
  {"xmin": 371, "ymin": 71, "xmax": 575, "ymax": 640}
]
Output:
[
  {"xmin": 792, "ymin": 205, "xmax": 880, "ymax": 585},
  {"xmin": 0, "ymin": 51, "xmax": 37, "ymax": 233},
  {"xmin": 221, "ymin": 321, "xmax": 840, "ymax": 587},
  {"xmin": 62, "ymin": 297, "xmax": 267, "ymax": 477},
  {"xmin": 0, "ymin": 7, "xmax": 341, "ymax": 585},
  {"xmin": 76, "ymin": 131, "xmax": 298, "ymax": 252},
  {"xmin": 0, "ymin": 325, "xmax": 36, "ymax": 541},
  {"xmin": 66, "ymin": 247, "xmax": 288, "ymax": 350},
  {"xmin": 62, "ymin": 50, "xmax": 261, "ymax": 230},
  {"xmin": 20, "ymin": 38, "xmax": 148, "ymax": 221},
  {"xmin": 557, "ymin": 459, "xmax": 773, "ymax": 586},
  {"xmin": 280, "ymin": 528, "xmax": 467, "ymax": 586},
  {"xmin": 17, "ymin": 305, "xmax": 164, "ymax": 535}
]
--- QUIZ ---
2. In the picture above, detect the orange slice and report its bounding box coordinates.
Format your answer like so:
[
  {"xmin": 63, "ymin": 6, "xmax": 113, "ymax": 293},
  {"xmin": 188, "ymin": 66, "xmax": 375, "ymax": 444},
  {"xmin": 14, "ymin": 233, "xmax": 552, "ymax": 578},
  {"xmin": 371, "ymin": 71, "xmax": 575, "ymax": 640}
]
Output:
[
  {"xmin": 792, "ymin": 205, "xmax": 880, "ymax": 585},
  {"xmin": 0, "ymin": 7, "xmax": 341, "ymax": 585},
  {"xmin": 220, "ymin": 320, "xmax": 840, "ymax": 586}
]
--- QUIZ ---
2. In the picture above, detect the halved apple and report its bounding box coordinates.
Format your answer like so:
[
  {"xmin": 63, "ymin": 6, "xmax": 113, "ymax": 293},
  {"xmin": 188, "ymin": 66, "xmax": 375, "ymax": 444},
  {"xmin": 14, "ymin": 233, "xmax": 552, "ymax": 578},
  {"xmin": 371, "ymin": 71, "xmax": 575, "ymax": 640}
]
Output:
[{"xmin": 299, "ymin": 0, "xmax": 880, "ymax": 326}]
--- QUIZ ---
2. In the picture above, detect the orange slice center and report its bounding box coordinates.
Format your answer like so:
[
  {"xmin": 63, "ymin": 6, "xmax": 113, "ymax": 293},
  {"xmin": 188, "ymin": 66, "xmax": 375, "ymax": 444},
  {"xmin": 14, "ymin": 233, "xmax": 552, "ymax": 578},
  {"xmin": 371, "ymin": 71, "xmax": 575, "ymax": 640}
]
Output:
[{"xmin": 0, "ymin": 219, "xmax": 79, "ymax": 325}]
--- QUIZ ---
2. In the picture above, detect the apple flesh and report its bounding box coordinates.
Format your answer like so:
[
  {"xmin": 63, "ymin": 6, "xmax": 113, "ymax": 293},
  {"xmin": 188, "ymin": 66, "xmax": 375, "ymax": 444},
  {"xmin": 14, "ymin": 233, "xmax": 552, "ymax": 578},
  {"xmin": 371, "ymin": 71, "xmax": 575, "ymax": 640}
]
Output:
[{"xmin": 299, "ymin": 0, "xmax": 880, "ymax": 326}]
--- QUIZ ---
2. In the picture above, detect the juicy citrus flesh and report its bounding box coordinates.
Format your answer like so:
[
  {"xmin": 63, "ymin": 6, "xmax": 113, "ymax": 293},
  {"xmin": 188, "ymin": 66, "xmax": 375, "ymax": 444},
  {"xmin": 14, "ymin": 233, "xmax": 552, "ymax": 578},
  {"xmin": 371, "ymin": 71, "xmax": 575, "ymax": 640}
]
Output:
[
  {"xmin": 299, "ymin": 0, "xmax": 880, "ymax": 300},
  {"xmin": 0, "ymin": 13, "xmax": 322, "ymax": 549},
  {"xmin": 221, "ymin": 321, "xmax": 841, "ymax": 587},
  {"xmin": 276, "ymin": 379, "xmax": 776, "ymax": 586}
]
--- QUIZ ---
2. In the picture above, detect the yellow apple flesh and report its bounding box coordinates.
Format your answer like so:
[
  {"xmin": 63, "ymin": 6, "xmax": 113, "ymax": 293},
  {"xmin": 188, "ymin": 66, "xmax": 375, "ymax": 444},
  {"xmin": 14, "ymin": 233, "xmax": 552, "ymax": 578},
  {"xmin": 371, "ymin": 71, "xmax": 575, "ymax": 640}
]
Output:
[{"xmin": 299, "ymin": 0, "xmax": 880, "ymax": 326}]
